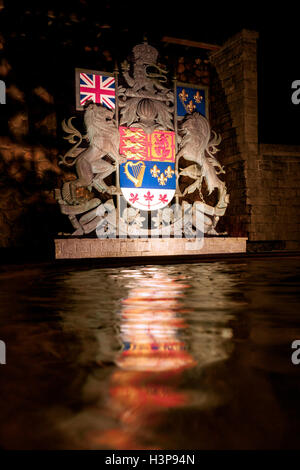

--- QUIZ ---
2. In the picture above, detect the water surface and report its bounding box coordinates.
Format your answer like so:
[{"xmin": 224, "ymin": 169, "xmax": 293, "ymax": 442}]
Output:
[{"xmin": 0, "ymin": 257, "xmax": 300, "ymax": 449}]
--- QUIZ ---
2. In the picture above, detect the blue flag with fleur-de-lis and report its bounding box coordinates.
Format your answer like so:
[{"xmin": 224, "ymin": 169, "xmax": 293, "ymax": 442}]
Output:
[{"xmin": 176, "ymin": 85, "xmax": 207, "ymax": 117}]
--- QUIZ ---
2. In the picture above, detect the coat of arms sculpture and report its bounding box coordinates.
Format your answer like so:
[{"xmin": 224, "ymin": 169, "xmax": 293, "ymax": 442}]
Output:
[{"xmin": 55, "ymin": 41, "xmax": 229, "ymax": 238}]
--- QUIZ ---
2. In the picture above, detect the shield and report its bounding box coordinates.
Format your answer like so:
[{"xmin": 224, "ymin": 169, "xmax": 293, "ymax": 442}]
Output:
[{"xmin": 119, "ymin": 126, "xmax": 176, "ymax": 211}]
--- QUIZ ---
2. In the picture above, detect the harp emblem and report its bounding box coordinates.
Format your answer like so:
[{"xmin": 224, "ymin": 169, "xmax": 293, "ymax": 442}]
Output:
[{"xmin": 124, "ymin": 161, "xmax": 146, "ymax": 187}]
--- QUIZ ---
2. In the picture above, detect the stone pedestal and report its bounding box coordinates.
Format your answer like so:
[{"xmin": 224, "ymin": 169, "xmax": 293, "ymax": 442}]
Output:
[{"xmin": 55, "ymin": 237, "xmax": 247, "ymax": 259}]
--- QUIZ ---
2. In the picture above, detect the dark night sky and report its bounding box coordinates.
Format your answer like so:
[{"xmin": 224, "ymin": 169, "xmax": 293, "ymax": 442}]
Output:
[
  {"xmin": 1, "ymin": 0, "xmax": 300, "ymax": 145},
  {"xmin": 130, "ymin": 1, "xmax": 300, "ymax": 145}
]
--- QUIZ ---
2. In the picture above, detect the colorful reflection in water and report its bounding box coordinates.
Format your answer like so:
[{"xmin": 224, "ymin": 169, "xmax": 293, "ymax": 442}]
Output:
[
  {"xmin": 116, "ymin": 270, "xmax": 195, "ymax": 372},
  {"xmin": 90, "ymin": 269, "xmax": 194, "ymax": 449},
  {"xmin": 4, "ymin": 260, "xmax": 299, "ymax": 449},
  {"xmin": 90, "ymin": 267, "xmax": 232, "ymax": 449}
]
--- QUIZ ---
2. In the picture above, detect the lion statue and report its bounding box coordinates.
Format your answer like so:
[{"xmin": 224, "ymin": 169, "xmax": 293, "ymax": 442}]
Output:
[
  {"xmin": 177, "ymin": 113, "xmax": 229, "ymax": 234},
  {"xmin": 177, "ymin": 113, "xmax": 229, "ymax": 205},
  {"xmin": 60, "ymin": 103, "xmax": 126, "ymax": 205}
]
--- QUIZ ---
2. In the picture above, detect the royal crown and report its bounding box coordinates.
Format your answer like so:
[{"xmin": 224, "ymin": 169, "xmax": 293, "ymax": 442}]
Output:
[{"xmin": 132, "ymin": 42, "xmax": 158, "ymax": 65}]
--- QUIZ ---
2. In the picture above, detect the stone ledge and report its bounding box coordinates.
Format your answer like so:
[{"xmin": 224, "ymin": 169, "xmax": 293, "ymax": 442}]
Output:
[
  {"xmin": 55, "ymin": 237, "xmax": 248, "ymax": 260},
  {"xmin": 259, "ymin": 143, "xmax": 300, "ymax": 156}
]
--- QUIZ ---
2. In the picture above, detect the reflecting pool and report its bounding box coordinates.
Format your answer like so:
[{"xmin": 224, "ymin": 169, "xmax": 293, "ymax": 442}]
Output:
[{"xmin": 0, "ymin": 257, "xmax": 300, "ymax": 449}]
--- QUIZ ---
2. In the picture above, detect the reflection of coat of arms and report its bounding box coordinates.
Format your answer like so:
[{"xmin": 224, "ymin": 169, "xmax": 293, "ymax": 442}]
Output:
[{"xmin": 56, "ymin": 41, "xmax": 229, "ymax": 238}]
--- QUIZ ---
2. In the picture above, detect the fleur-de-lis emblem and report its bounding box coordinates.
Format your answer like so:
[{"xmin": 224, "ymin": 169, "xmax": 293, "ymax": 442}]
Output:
[
  {"xmin": 187, "ymin": 100, "xmax": 196, "ymax": 113},
  {"xmin": 157, "ymin": 173, "xmax": 168, "ymax": 186},
  {"xmin": 150, "ymin": 164, "xmax": 160, "ymax": 178},
  {"xmin": 194, "ymin": 90, "xmax": 203, "ymax": 103},
  {"xmin": 164, "ymin": 165, "xmax": 174, "ymax": 179},
  {"xmin": 179, "ymin": 88, "xmax": 188, "ymax": 102}
]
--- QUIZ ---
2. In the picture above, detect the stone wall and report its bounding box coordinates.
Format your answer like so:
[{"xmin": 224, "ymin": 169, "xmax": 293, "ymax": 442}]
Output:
[
  {"xmin": 209, "ymin": 29, "xmax": 300, "ymax": 250},
  {"xmin": 249, "ymin": 144, "xmax": 300, "ymax": 250},
  {"xmin": 209, "ymin": 29, "xmax": 259, "ymax": 238}
]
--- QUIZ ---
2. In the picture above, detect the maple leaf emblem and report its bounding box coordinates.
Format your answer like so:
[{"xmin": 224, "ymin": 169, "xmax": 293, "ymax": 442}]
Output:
[
  {"xmin": 129, "ymin": 193, "xmax": 139, "ymax": 204},
  {"xmin": 144, "ymin": 191, "xmax": 154, "ymax": 201},
  {"xmin": 159, "ymin": 194, "xmax": 168, "ymax": 204}
]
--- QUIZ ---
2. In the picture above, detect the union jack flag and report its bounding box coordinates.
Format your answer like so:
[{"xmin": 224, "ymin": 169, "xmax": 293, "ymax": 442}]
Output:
[{"xmin": 79, "ymin": 72, "xmax": 115, "ymax": 109}]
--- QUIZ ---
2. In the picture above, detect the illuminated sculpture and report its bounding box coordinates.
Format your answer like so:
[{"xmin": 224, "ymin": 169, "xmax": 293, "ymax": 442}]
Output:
[
  {"xmin": 177, "ymin": 113, "xmax": 229, "ymax": 234},
  {"xmin": 55, "ymin": 42, "xmax": 229, "ymax": 237},
  {"xmin": 60, "ymin": 104, "xmax": 125, "ymax": 205}
]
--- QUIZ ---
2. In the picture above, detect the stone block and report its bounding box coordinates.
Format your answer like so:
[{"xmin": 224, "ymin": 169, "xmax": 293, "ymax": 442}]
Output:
[{"xmin": 55, "ymin": 237, "xmax": 248, "ymax": 259}]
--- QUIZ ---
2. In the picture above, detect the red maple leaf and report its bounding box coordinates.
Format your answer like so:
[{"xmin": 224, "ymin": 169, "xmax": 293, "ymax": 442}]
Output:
[
  {"xmin": 144, "ymin": 191, "xmax": 154, "ymax": 201},
  {"xmin": 159, "ymin": 194, "xmax": 168, "ymax": 204},
  {"xmin": 129, "ymin": 193, "xmax": 139, "ymax": 203}
]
